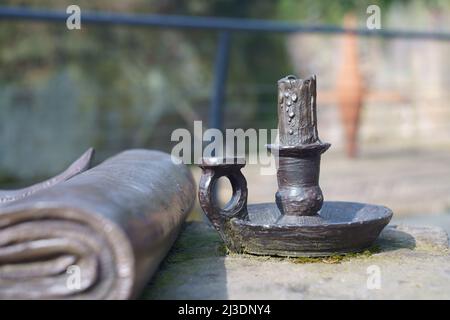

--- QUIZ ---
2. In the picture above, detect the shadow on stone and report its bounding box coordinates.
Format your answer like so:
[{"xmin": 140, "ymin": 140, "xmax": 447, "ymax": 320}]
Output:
[
  {"xmin": 375, "ymin": 225, "xmax": 416, "ymax": 251},
  {"xmin": 141, "ymin": 221, "xmax": 228, "ymax": 299}
]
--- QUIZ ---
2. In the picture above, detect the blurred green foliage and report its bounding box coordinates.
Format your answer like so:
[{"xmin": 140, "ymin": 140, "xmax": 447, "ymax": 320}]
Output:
[{"xmin": 0, "ymin": 0, "xmax": 448, "ymax": 182}]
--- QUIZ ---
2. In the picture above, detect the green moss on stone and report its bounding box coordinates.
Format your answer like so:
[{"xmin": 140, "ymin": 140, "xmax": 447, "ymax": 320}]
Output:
[
  {"xmin": 289, "ymin": 245, "xmax": 381, "ymax": 264},
  {"xmin": 163, "ymin": 222, "xmax": 226, "ymax": 265}
]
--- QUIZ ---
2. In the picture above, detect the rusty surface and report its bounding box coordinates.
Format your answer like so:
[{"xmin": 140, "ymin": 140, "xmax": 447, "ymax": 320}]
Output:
[{"xmin": 0, "ymin": 149, "xmax": 195, "ymax": 299}]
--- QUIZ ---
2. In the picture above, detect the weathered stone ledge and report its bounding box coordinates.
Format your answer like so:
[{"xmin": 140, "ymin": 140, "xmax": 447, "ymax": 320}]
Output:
[{"xmin": 143, "ymin": 222, "xmax": 450, "ymax": 299}]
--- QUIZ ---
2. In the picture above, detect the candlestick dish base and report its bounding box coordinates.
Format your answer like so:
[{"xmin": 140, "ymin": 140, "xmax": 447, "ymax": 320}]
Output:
[{"xmin": 229, "ymin": 201, "xmax": 392, "ymax": 257}]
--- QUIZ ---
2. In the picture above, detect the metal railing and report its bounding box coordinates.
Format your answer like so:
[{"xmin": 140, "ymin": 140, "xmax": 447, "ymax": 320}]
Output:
[{"xmin": 1, "ymin": 6, "xmax": 450, "ymax": 131}]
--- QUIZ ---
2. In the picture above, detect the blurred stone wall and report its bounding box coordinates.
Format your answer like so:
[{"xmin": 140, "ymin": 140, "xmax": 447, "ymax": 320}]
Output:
[
  {"xmin": 286, "ymin": 1, "xmax": 450, "ymax": 152},
  {"xmin": 0, "ymin": 69, "xmax": 96, "ymax": 180}
]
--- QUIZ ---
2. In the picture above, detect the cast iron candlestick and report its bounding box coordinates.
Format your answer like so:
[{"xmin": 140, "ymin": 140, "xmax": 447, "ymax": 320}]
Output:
[
  {"xmin": 199, "ymin": 75, "xmax": 393, "ymax": 257},
  {"xmin": 269, "ymin": 75, "xmax": 330, "ymax": 217}
]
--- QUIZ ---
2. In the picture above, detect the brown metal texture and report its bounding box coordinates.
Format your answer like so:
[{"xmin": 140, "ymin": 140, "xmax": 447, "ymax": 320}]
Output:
[
  {"xmin": 199, "ymin": 157, "xmax": 248, "ymax": 250},
  {"xmin": 269, "ymin": 75, "xmax": 330, "ymax": 216},
  {"xmin": 198, "ymin": 75, "xmax": 392, "ymax": 257},
  {"xmin": 0, "ymin": 149, "xmax": 195, "ymax": 299}
]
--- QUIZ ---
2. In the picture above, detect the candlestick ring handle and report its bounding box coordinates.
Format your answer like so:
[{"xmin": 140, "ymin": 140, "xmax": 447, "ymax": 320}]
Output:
[{"xmin": 198, "ymin": 158, "xmax": 248, "ymax": 231}]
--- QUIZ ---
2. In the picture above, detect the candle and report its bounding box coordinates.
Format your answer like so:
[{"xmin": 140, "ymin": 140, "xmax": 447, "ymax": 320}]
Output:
[{"xmin": 277, "ymin": 75, "xmax": 319, "ymax": 146}]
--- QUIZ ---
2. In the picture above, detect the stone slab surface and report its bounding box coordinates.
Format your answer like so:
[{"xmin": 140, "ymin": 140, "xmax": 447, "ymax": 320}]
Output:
[{"xmin": 143, "ymin": 222, "xmax": 450, "ymax": 300}]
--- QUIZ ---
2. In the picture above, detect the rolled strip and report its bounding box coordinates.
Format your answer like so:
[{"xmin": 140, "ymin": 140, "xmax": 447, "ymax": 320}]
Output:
[
  {"xmin": 0, "ymin": 149, "xmax": 195, "ymax": 299},
  {"xmin": 0, "ymin": 148, "xmax": 94, "ymax": 205}
]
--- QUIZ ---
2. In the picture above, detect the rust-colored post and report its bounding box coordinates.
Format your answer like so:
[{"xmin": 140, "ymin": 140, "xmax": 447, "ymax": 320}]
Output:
[{"xmin": 336, "ymin": 14, "xmax": 365, "ymax": 158}]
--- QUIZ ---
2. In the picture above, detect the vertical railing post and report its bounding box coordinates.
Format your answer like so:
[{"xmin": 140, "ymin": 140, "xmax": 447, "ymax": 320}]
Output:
[
  {"xmin": 209, "ymin": 30, "xmax": 231, "ymax": 132},
  {"xmin": 208, "ymin": 31, "xmax": 231, "ymax": 211}
]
